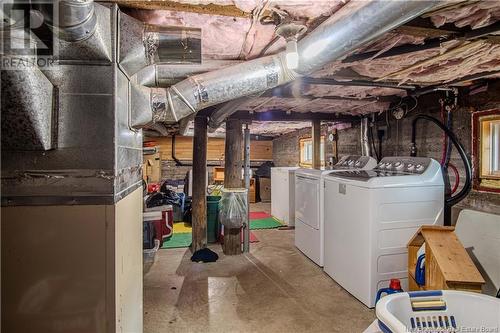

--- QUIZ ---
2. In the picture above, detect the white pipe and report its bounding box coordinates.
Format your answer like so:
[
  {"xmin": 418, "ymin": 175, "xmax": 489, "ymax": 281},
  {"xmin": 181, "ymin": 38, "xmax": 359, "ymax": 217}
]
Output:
[{"xmin": 360, "ymin": 117, "xmax": 371, "ymax": 157}]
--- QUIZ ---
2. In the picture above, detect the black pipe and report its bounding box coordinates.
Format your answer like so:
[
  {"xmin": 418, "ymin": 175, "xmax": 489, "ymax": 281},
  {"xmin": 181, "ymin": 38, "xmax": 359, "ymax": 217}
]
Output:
[
  {"xmin": 410, "ymin": 115, "xmax": 472, "ymax": 226},
  {"xmin": 377, "ymin": 129, "xmax": 384, "ymax": 160},
  {"xmin": 172, "ymin": 135, "xmax": 191, "ymax": 167}
]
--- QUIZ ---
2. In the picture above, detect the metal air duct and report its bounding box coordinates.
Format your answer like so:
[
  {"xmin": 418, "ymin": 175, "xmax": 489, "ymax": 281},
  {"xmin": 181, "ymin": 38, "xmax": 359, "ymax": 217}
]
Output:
[
  {"xmin": 119, "ymin": 12, "xmax": 201, "ymax": 78},
  {"xmin": 146, "ymin": 0, "xmax": 438, "ymax": 125},
  {"xmin": 37, "ymin": 0, "xmax": 98, "ymax": 42},
  {"xmin": 1, "ymin": 63, "xmax": 55, "ymax": 151}
]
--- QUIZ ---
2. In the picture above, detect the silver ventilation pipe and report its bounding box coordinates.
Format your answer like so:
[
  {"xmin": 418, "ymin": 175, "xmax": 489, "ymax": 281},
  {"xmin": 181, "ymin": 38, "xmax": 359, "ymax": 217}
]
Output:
[
  {"xmin": 135, "ymin": 60, "xmax": 243, "ymax": 87},
  {"xmin": 146, "ymin": 0, "xmax": 438, "ymax": 125},
  {"xmin": 36, "ymin": 0, "xmax": 98, "ymax": 42},
  {"xmin": 119, "ymin": 13, "xmax": 202, "ymax": 78},
  {"xmin": 360, "ymin": 117, "xmax": 371, "ymax": 157},
  {"xmin": 207, "ymin": 97, "xmax": 255, "ymax": 131},
  {"xmin": 148, "ymin": 54, "xmax": 290, "ymax": 123}
]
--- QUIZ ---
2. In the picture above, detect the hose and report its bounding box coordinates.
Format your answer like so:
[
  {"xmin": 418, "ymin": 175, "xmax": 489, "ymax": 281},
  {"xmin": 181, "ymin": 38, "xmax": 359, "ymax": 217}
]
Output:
[
  {"xmin": 448, "ymin": 163, "xmax": 460, "ymax": 195},
  {"xmin": 410, "ymin": 115, "xmax": 472, "ymax": 213}
]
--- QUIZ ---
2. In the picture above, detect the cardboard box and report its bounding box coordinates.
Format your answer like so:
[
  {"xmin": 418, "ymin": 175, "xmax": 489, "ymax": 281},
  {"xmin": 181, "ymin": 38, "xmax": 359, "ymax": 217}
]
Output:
[
  {"xmin": 249, "ymin": 178, "xmax": 256, "ymax": 203},
  {"xmin": 259, "ymin": 177, "xmax": 271, "ymax": 202},
  {"xmin": 143, "ymin": 151, "xmax": 161, "ymax": 183}
]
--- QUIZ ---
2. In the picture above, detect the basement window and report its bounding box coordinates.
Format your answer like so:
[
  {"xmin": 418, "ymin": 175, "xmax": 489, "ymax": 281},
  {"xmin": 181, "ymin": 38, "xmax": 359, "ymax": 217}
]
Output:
[
  {"xmin": 473, "ymin": 110, "xmax": 500, "ymax": 192},
  {"xmin": 299, "ymin": 137, "xmax": 325, "ymax": 167}
]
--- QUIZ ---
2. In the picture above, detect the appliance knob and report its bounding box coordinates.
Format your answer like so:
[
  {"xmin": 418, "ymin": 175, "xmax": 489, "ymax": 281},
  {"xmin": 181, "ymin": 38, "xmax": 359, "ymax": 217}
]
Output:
[
  {"xmin": 348, "ymin": 160, "xmax": 355, "ymax": 166},
  {"xmin": 407, "ymin": 163, "xmax": 415, "ymax": 171},
  {"xmin": 394, "ymin": 162, "xmax": 404, "ymax": 170},
  {"xmin": 378, "ymin": 162, "xmax": 385, "ymax": 169},
  {"xmin": 416, "ymin": 164, "xmax": 425, "ymax": 172},
  {"xmin": 385, "ymin": 163, "xmax": 393, "ymax": 169}
]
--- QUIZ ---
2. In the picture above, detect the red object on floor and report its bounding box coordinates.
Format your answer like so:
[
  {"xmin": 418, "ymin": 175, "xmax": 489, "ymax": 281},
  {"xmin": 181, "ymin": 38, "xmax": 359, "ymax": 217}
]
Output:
[
  {"xmin": 249, "ymin": 232, "xmax": 259, "ymax": 243},
  {"xmin": 249, "ymin": 211, "xmax": 271, "ymax": 220},
  {"xmin": 147, "ymin": 183, "xmax": 160, "ymax": 193},
  {"xmin": 219, "ymin": 227, "xmax": 259, "ymax": 244},
  {"xmin": 239, "ymin": 230, "xmax": 259, "ymax": 243}
]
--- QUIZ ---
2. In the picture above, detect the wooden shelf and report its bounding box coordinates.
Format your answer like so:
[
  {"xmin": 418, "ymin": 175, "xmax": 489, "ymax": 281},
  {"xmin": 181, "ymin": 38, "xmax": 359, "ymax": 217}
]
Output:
[{"xmin": 407, "ymin": 226, "xmax": 485, "ymax": 293}]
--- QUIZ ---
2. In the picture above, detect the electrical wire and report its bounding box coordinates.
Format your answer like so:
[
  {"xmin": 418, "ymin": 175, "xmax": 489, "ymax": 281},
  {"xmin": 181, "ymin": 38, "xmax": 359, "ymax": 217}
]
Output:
[
  {"xmin": 369, "ymin": 126, "xmax": 380, "ymax": 161},
  {"xmin": 445, "ymin": 108, "xmax": 453, "ymax": 166},
  {"xmin": 448, "ymin": 163, "xmax": 460, "ymax": 195},
  {"xmin": 440, "ymin": 100, "xmax": 448, "ymax": 166}
]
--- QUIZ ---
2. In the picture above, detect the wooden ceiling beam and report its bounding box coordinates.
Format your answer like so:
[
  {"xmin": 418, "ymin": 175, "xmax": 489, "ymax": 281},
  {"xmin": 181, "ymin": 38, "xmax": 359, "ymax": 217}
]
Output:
[
  {"xmin": 229, "ymin": 110, "xmax": 357, "ymax": 122},
  {"xmin": 115, "ymin": 1, "xmax": 250, "ymax": 18},
  {"xmin": 300, "ymin": 77, "xmax": 416, "ymax": 90}
]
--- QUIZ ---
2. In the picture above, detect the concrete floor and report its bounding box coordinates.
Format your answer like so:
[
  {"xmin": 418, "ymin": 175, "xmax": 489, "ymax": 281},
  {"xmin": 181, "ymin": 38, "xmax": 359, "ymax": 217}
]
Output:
[{"xmin": 143, "ymin": 203, "xmax": 375, "ymax": 333}]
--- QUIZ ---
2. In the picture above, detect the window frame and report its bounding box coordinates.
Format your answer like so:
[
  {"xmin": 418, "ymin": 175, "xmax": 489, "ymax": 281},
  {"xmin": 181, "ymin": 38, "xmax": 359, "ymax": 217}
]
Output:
[
  {"xmin": 472, "ymin": 109, "xmax": 500, "ymax": 193},
  {"xmin": 299, "ymin": 137, "xmax": 325, "ymax": 168}
]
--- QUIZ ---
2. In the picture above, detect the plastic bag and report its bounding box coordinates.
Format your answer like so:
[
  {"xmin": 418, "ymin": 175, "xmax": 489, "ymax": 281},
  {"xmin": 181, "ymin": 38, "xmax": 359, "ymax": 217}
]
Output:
[
  {"xmin": 146, "ymin": 192, "xmax": 167, "ymax": 208},
  {"xmin": 219, "ymin": 188, "xmax": 248, "ymax": 229}
]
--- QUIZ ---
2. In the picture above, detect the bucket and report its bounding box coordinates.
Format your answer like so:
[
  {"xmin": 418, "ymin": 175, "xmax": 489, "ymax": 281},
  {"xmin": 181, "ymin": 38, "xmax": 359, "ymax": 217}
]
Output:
[{"xmin": 207, "ymin": 196, "xmax": 221, "ymax": 243}]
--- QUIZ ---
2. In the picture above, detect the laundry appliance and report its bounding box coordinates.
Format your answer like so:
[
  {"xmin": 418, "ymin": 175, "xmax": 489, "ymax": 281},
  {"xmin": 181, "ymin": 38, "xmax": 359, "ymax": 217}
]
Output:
[
  {"xmin": 294, "ymin": 155, "xmax": 377, "ymax": 266},
  {"xmin": 323, "ymin": 156, "xmax": 444, "ymax": 308},
  {"xmin": 271, "ymin": 167, "xmax": 299, "ymax": 226}
]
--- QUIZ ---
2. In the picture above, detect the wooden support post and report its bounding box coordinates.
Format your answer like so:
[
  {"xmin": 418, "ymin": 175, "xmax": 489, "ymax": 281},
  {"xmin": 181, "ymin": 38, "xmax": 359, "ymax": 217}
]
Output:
[
  {"xmin": 312, "ymin": 119, "xmax": 321, "ymax": 169},
  {"xmin": 191, "ymin": 114, "xmax": 208, "ymax": 252},
  {"xmin": 223, "ymin": 118, "xmax": 243, "ymax": 255},
  {"xmin": 242, "ymin": 124, "xmax": 251, "ymax": 253}
]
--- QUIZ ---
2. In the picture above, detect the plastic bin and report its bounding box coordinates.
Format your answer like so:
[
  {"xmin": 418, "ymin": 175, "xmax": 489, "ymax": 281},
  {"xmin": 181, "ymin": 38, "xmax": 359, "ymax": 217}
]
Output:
[
  {"xmin": 143, "ymin": 220, "xmax": 156, "ymax": 249},
  {"xmin": 173, "ymin": 193, "xmax": 186, "ymax": 222},
  {"xmin": 143, "ymin": 206, "xmax": 173, "ymax": 246},
  {"xmin": 207, "ymin": 196, "xmax": 221, "ymax": 243},
  {"xmin": 143, "ymin": 239, "xmax": 160, "ymax": 264},
  {"xmin": 376, "ymin": 290, "xmax": 500, "ymax": 333}
]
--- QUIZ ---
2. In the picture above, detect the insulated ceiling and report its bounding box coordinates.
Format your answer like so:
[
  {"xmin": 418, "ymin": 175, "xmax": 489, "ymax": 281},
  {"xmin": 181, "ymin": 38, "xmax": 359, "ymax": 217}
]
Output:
[{"xmin": 118, "ymin": 0, "xmax": 500, "ymax": 136}]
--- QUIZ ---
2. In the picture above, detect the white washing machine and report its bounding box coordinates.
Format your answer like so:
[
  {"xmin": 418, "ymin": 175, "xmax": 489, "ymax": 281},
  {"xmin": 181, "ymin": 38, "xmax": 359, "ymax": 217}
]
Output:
[
  {"xmin": 295, "ymin": 156, "xmax": 377, "ymax": 266},
  {"xmin": 323, "ymin": 157, "xmax": 444, "ymax": 308}
]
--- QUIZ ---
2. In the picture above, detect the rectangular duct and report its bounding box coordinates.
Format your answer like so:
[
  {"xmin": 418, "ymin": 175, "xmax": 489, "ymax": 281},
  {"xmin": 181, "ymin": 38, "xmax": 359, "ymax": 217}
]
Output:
[
  {"xmin": 1, "ymin": 4, "xmax": 144, "ymax": 205},
  {"xmin": 1, "ymin": 66, "xmax": 55, "ymax": 151}
]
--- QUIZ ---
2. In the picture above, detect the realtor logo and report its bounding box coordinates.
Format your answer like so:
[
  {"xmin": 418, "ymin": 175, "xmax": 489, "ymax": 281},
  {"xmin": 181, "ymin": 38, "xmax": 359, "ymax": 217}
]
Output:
[{"xmin": 1, "ymin": 1, "xmax": 57, "ymax": 69}]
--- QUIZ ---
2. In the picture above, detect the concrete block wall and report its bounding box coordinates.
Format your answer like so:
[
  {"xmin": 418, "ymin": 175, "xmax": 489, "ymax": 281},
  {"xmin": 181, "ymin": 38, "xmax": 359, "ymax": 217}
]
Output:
[
  {"xmin": 161, "ymin": 160, "xmax": 221, "ymax": 184},
  {"xmin": 273, "ymin": 126, "xmax": 335, "ymax": 167}
]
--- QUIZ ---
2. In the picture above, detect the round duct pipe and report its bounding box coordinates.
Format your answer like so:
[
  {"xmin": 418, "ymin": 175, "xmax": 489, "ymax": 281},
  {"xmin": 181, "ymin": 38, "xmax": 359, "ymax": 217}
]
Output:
[{"xmin": 36, "ymin": 0, "xmax": 97, "ymax": 42}]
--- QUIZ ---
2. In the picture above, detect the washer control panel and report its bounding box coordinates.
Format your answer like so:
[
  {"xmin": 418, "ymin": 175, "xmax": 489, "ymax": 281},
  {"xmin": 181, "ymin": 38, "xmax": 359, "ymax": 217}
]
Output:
[
  {"xmin": 333, "ymin": 155, "xmax": 374, "ymax": 170},
  {"xmin": 375, "ymin": 157, "xmax": 432, "ymax": 174}
]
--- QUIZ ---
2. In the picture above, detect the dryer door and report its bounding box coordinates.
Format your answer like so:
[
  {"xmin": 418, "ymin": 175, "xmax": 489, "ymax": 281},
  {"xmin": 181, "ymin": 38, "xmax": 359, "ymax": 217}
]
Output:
[{"xmin": 295, "ymin": 175, "xmax": 320, "ymax": 230}]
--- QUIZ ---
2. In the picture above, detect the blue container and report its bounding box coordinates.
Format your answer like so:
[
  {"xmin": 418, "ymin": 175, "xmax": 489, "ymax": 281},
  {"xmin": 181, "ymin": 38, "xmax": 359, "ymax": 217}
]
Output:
[{"xmin": 376, "ymin": 279, "xmax": 403, "ymax": 304}]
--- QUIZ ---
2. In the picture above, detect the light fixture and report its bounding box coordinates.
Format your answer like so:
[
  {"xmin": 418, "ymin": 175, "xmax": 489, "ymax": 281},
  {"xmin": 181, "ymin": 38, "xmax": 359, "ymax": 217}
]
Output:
[
  {"xmin": 275, "ymin": 22, "xmax": 307, "ymax": 71},
  {"xmin": 285, "ymin": 38, "xmax": 299, "ymax": 69}
]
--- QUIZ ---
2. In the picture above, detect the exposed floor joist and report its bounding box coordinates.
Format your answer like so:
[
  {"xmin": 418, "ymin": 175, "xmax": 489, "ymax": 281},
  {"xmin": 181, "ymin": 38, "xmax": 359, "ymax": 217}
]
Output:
[
  {"xmin": 229, "ymin": 111, "xmax": 358, "ymax": 122},
  {"xmin": 116, "ymin": 1, "xmax": 249, "ymax": 17},
  {"xmin": 300, "ymin": 77, "xmax": 416, "ymax": 90},
  {"xmin": 345, "ymin": 21, "xmax": 500, "ymax": 63}
]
